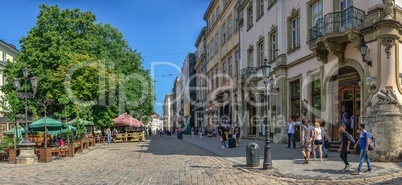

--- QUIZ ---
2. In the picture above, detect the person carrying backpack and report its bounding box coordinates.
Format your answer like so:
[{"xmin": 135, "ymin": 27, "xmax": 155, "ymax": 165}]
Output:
[
  {"xmin": 338, "ymin": 124, "xmax": 352, "ymax": 171},
  {"xmin": 353, "ymin": 123, "xmax": 373, "ymax": 175}
]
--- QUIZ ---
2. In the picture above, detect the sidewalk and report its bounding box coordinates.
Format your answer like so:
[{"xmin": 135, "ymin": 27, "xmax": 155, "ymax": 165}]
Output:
[{"xmin": 180, "ymin": 134, "xmax": 402, "ymax": 182}]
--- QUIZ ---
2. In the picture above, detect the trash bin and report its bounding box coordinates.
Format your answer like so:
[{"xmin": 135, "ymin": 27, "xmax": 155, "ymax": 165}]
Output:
[
  {"xmin": 246, "ymin": 142, "xmax": 260, "ymax": 167},
  {"xmin": 177, "ymin": 132, "xmax": 183, "ymax": 140}
]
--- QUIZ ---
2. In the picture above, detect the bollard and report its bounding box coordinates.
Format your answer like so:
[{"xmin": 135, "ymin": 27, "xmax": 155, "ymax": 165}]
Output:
[{"xmin": 246, "ymin": 142, "xmax": 260, "ymax": 167}]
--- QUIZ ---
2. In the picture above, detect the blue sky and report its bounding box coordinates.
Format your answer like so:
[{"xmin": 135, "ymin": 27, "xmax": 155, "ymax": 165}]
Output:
[{"xmin": 0, "ymin": 0, "xmax": 210, "ymax": 116}]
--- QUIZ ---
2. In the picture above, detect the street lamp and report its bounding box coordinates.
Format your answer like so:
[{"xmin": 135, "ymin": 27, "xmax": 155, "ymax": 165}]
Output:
[
  {"xmin": 360, "ymin": 40, "xmax": 372, "ymax": 67},
  {"xmin": 13, "ymin": 66, "xmax": 38, "ymax": 164},
  {"xmin": 261, "ymin": 57, "xmax": 273, "ymax": 170}
]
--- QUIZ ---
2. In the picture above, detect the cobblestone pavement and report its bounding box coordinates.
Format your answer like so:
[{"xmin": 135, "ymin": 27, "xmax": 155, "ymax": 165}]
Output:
[
  {"xmin": 181, "ymin": 134, "xmax": 402, "ymax": 185},
  {"xmin": 0, "ymin": 136, "xmax": 290, "ymax": 185},
  {"xmin": 1, "ymin": 135, "xmax": 402, "ymax": 185}
]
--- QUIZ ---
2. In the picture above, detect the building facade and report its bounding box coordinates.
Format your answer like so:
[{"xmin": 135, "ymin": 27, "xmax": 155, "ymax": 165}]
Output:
[
  {"xmin": 181, "ymin": 53, "xmax": 197, "ymax": 133},
  {"xmin": 203, "ymin": 0, "xmax": 240, "ymax": 129},
  {"xmin": 233, "ymin": 0, "xmax": 402, "ymax": 161},
  {"xmin": 165, "ymin": 0, "xmax": 402, "ymax": 162},
  {"xmin": 0, "ymin": 40, "xmax": 19, "ymax": 142},
  {"xmin": 163, "ymin": 93, "xmax": 173, "ymax": 131}
]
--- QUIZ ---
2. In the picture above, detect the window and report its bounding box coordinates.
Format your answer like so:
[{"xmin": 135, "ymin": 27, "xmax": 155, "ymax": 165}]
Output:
[
  {"xmin": 214, "ymin": 34, "xmax": 219, "ymax": 54},
  {"xmin": 269, "ymin": 30, "xmax": 277, "ymax": 61},
  {"xmin": 227, "ymin": 16, "xmax": 233, "ymax": 37},
  {"xmin": 235, "ymin": 50, "xmax": 240, "ymax": 62},
  {"xmin": 215, "ymin": 68, "xmax": 219, "ymax": 88},
  {"xmin": 290, "ymin": 80, "xmax": 301, "ymax": 121},
  {"xmin": 211, "ymin": 73, "xmax": 214, "ymax": 89},
  {"xmin": 288, "ymin": 8, "xmax": 300, "ymax": 51},
  {"xmin": 292, "ymin": 18, "xmax": 300, "ymax": 49},
  {"xmin": 312, "ymin": 1, "xmax": 323, "ymax": 26},
  {"xmin": 340, "ymin": 0, "xmax": 353, "ymax": 30},
  {"xmin": 235, "ymin": 11, "xmax": 239, "ymax": 30},
  {"xmin": 247, "ymin": 5, "xmax": 253, "ymax": 28},
  {"xmin": 257, "ymin": 40, "xmax": 264, "ymax": 67},
  {"xmin": 222, "ymin": 24, "xmax": 226, "ymax": 43},
  {"xmin": 247, "ymin": 47, "xmax": 254, "ymax": 67},
  {"xmin": 223, "ymin": 62, "xmax": 227, "ymax": 75},
  {"xmin": 228, "ymin": 57, "xmax": 233, "ymax": 77},
  {"xmin": 311, "ymin": 74, "xmax": 321, "ymax": 121},
  {"xmin": 257, "ymin": 0, "xmax": 264, "ymax": 18}
]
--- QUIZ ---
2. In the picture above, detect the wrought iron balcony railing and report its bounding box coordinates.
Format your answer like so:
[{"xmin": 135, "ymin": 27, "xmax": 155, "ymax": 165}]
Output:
[
  {"xmin": 309, "ymin": 6, "xmax": 365, "ymax": 46},
  {"xmin": 240, "ymin": 67, "xmax": 257, "ymax": 82}
]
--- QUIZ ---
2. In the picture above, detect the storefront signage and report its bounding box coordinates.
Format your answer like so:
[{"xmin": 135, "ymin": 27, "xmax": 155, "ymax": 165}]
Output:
[{"xmin": 338, "ymin": 71, "xmax": 360, "ymax": 86}]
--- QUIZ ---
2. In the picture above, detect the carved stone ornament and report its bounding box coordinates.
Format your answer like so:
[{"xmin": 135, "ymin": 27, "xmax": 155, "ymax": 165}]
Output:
[
  {"xmin": 324, "ymin": 40, "xmax": 346, "ymax": 63},
  {"xmin": 376, "ymin": 89, "xmax": 401, "ymax": 105},
  {"xmin": 347, "ymin": 32, "xmax": 362, "ymax": 51},
  {"xmin": 383, "ymin": 0, "xmax": 394, "ymax": 19},
  {"xmin": 381, "ymin": 37, "xmax": 395, "ymax": 58},
  {"xmin": 315, "ymin": 50, "xmax": 329, "ymax": 63}
]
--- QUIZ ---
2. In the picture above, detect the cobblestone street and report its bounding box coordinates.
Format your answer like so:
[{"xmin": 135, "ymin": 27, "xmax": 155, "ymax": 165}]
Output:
[
  {"xmin": 0, "ymin": 136, "xmax": 284, "ymax": 185},
  {"xmin": 1, "ymin": 135, "xmax": 402, "ymax": 185}
]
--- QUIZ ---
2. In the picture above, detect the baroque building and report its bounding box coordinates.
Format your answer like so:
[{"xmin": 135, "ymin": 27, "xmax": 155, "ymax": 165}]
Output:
[{"xmin": 234, "ymin": 0, "xmax": 402, "ymax": 162}]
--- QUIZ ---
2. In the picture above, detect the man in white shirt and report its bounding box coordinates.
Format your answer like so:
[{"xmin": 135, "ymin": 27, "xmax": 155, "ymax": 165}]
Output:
[{"xmin": 287, "ymin": 117, "xmax": 296, "ymax": 148}]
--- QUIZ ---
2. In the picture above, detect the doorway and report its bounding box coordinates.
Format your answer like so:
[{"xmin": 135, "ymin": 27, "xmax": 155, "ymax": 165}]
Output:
[{"xmin": 331, "ymin": 67, "xmax": 361, "ymax": 141}]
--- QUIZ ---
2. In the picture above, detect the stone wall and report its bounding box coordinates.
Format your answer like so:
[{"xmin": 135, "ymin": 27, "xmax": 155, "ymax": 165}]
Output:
[{"xmin": 363, "ymin": 104, "xmax": 402, "ymax": 162}]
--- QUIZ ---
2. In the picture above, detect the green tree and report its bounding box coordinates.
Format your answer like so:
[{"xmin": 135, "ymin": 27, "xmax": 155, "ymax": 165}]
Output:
[{"xmin": 3, "ymin": 5, "xmax": 154, "ymax": 129}]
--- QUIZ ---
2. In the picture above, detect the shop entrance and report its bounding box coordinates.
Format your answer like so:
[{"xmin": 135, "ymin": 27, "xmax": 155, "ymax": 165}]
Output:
[{"xmin": 331, "ymin": 67, "xmax": 361, "ymax": 141}]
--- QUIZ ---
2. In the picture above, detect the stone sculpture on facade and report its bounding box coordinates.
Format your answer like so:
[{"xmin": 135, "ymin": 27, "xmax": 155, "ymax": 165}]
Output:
[
  {"xmin": 376, "ymin": 89, "xmax": 400, "ymax": 105},
  {"xmin": 383, "ymin": 0, "xmax": 394, "ymax": 19}
]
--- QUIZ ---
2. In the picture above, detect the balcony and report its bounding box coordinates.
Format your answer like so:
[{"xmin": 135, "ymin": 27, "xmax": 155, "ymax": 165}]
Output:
[
  {"xmin": 240, "ymin": 67, "xmax": 257, "ymax": 82},
  {"xmin": 309, "ymin": 6, "xmax": 365, "ymax": 63}
]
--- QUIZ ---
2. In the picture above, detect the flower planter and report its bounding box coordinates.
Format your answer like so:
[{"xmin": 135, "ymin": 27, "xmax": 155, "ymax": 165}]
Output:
[
  {"xmin": 74, "ymin": 142, "xmax": 82, "ymax": 154},
  {"xmin": 66, "ymin": 144, "xmax": 74, "ymax": 157},
  {"xmin": 83, "ymin": 141, "xmax": 89, "ymax": 149},
  {"xmin": 8, "ymin": 149, "xmax": 17, "ymax": 164},
  {"xmin": 89, "ymin": 138, "xmax": 95, "ymax": 146},
  {"xmin": 39, "ymin": 147, "xmax": 52, "ymax": 163}
]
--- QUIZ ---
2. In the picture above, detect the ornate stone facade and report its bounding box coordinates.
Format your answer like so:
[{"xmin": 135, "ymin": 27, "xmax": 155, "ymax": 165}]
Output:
[{"xmin": 364, "ymin": 89, "xmax": 402, "ymax": 162}]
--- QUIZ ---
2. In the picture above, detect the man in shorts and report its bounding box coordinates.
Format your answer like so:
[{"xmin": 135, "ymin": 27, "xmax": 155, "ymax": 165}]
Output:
[{"xmin": 301, "ymin": 119, "xmax": 313, "ymax": 164}]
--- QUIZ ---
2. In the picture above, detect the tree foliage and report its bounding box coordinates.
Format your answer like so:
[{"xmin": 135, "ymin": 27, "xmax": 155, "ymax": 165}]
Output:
[{"xmin": 3, "ymin": 5, "xmax": 154, "ymax": 129}]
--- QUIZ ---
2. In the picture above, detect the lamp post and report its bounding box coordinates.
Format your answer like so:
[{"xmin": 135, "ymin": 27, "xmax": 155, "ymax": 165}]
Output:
[
  {"xmin": 13, "ymin": 67, "xmax": 38, "ymax": 164},
  {"xmin": 261, "ymin": 57, "xmax": 273, "ymax": 170}
]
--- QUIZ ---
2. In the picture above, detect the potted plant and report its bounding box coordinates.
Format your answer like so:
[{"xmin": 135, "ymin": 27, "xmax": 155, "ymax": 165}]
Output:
[
  {"xmin": 38, "ymin": 131, "xmax": 52, "ymax": 163},
  {"xmin": 65, "ymin": 128, "xmax": 74, "ymax": 157},
  {"xmin": 0, "ymin": 136, "xmax": 21, "ymax": 164}
]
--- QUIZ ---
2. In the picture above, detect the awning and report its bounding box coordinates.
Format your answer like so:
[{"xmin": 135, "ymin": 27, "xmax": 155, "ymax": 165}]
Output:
[{"xmin": 113, "ymin": 113, "xmax": 144, "ymax": 127}]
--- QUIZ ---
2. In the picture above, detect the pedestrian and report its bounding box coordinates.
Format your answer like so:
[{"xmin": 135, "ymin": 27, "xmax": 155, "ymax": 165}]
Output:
[
  {"xmin": 312, "ymin": 122, "xmax": 323, "ymax": 161},
  {"xmin": 218, "ymin": 125, "xmax": 226, "ymax": 148},
  {"xmin": 148, "ymin": 127, "xmax": 152, "ymax": 137},
  {"xmin": 353, "ymin": 124, "xmax": 372, "ymax": 175},
  {"xmin": 112, "ymin": 128, "xmax": 118, "ymax": 144},
  {"xmin": 300, "ymin": 119, "xmax": 313, "ymax": 164},
  {"xmin": 106, "ymin": 128, "xmax": 111, "ymax": 146},
  {"xmin": 234, "ymin": 123, "xmax": 240, "ymax": 147},
  {"xmin": 320, "ymin": 121, "xmax": 328, "ymax": 158},
  {"xmin": 287, "ymin": 117, "xmax": 296, "ymax": 149},
  {"xmin": 338, "ymin": 124, "xmax": 352, "ymax": 171},
  {"xmin": 199, "ymin": 127, "xmax": 203, "ymax": 139}
]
